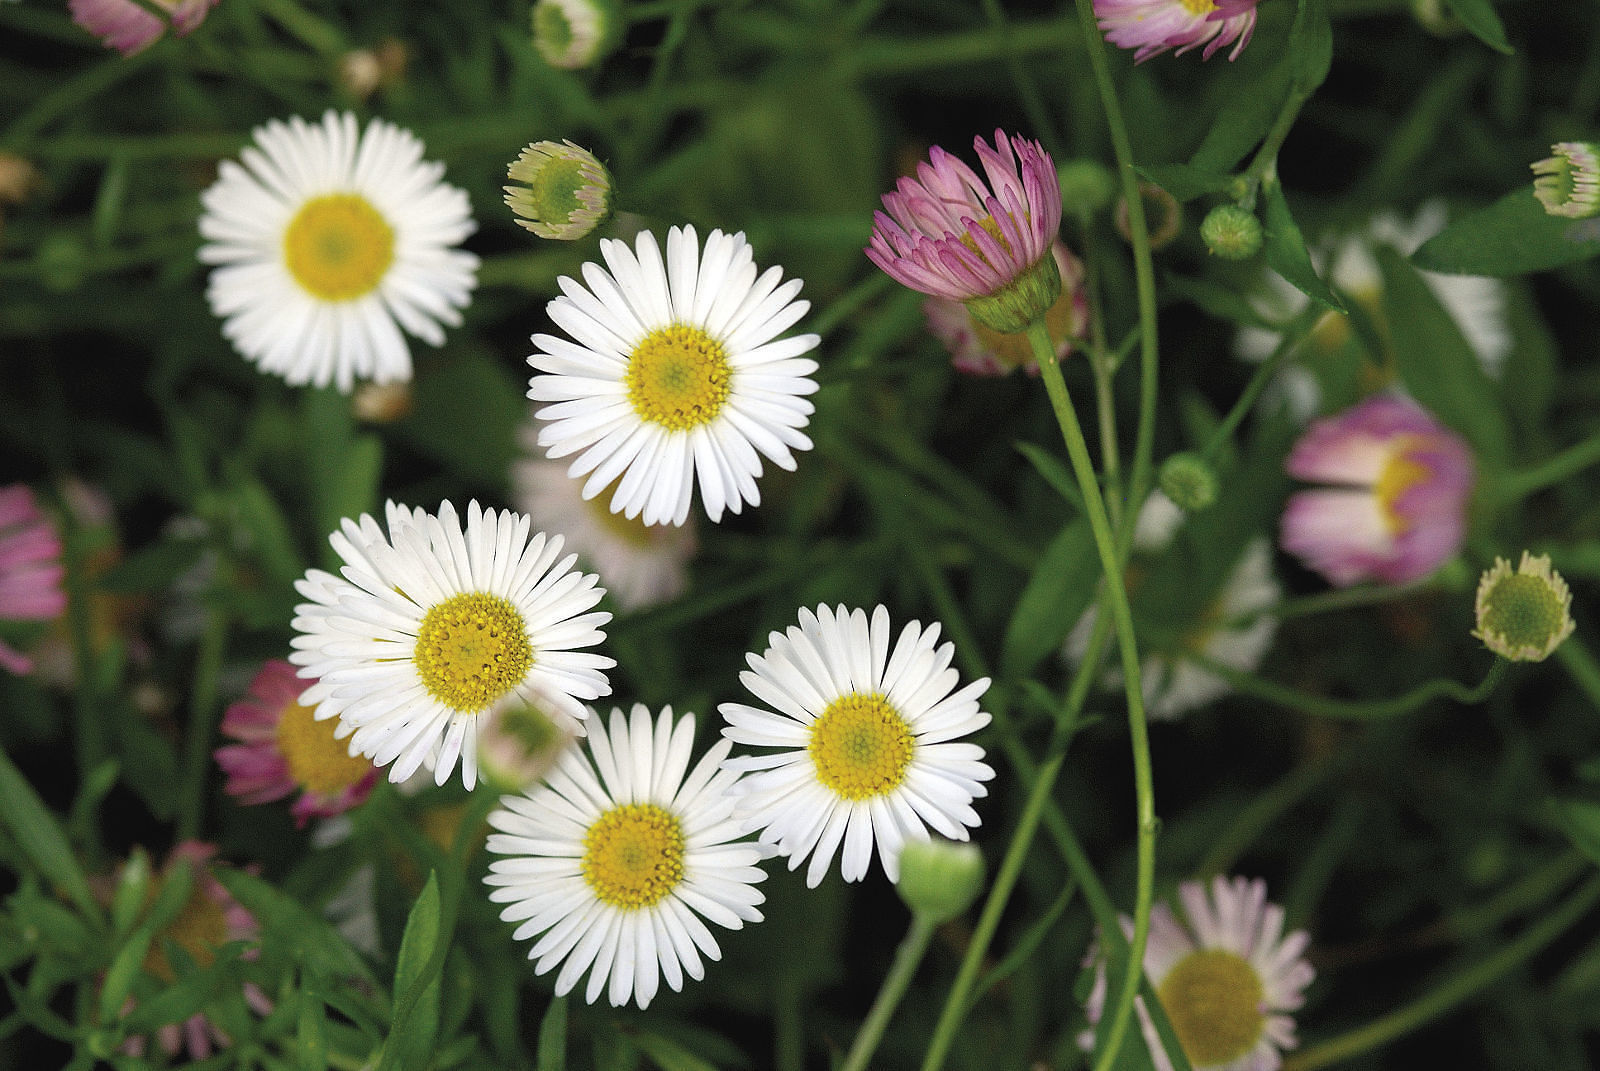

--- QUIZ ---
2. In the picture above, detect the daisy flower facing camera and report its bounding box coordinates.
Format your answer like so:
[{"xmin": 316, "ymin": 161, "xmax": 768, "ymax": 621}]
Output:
[
  {"xmin": 485, "ymin": 705, "xmax": 767, "ymax": 1008},
  {"xmin": 290, "ymin": 500, "xmax": 614, "ymax": 790},
  {"xmin": 199, "ymin": 111, "xmax": 479, "ymax": 392},
  {"xmin": 1094, "ymin": 0, "xmax": 1262, "ymax": 63},
  {"xmin": 719, "ymin": 604, "xmax": 995, "ymax": 887},
  {"xmin": 527, "ymin": 225, "xmax": 821, "ymax": 527}
]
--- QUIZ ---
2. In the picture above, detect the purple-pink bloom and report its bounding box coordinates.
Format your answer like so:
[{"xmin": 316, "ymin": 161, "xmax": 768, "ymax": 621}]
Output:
[
  {"xmin": 1281, "ymin": 395, "xmax": 1474, "ymax": 588},
  {"xmin": 0, "ymin": 484, "xmax": 67, "ymax": 676},
  {"xmin": 867, "ymin": 130, "xmax": 1062, "ymax": 306},
  {"xmin": 69, "ymin": 0, "xmax": 220, "ymax": 57},
  {"xmin": 1094, "ymin": 0, "xmax": 1262, "ymax": 63}
]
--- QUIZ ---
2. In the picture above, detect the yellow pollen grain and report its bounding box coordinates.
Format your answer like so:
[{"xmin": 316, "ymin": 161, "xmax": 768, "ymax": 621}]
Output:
[
  {"xmin": 625, "ymin": 324, "xmax": 732, "ymax": 431},
  {"xmin": 142, "ymin": 882, "xmax": 229, "ymax": 983},
  {"xmin": 412, "ymin": 592, "xmax": 533, "ymax": 713},
  {"xmin": 581, "ymin": 802, "xmax": 686, "ymax": 909},
  {"xmin": 808, "ymin": 692, "xmax": 915, "ymax": 801},
  {"xmin": 275, "ymin": 699, "xmax": 372, "ymax": 797},
  {"xmin": 1374, "ymin": 436, "xmax": 1431, "ymax": 535},
  {"xmin": 1156, "ymin": 948, "xmax": 1266, "ymax": 1067},
  {"xmin": 282, "ymin": 193, "xmax": 394, "ymax": 302}
]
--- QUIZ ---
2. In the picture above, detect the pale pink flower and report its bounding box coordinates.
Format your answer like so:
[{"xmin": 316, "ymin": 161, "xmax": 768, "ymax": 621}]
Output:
[
  {"xmin": 1094, "ymin": 0, "xmax": 1261, "ymax": 63},
  {"xmin": 0, "ymin": 484, "xmax": 67, "ymax": 676},
  {"xmin": 69, "ymin": 0, "xmax": 220, "ymax": 56},
  {"xmin": 923, "ymin": 241, "xmax": 1089, "ymax": 375}
]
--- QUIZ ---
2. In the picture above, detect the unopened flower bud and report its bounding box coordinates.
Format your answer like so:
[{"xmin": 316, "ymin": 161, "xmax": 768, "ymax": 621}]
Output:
[
  {"xmin": 531, "ymin": 0, "xmax": 620, "ymax": 70},
  {"xmin": 478, "ymin": 700, "xmax": 575, "ymax": 792},
  {"xmin": 504, "ymin": 140, "xmax": 613, "ymax": 240},
  {"xmin": 1473, "ymin": 552, "xmax": 1575, "ymax": 662},
  {"xmin": 1159, "ymin": 452, "xmax": 1219, "ymax": 513},
  {"xmin": 1057, "ymin": 159, "xmax": 1116, "ymax": 216},
  {"xmin": 1200, "ymin": 204, "xmax": 1263, "ymax": 260},
  {"xmin": 895, "ymin": 839, "xmax": 986, "ymax": 923},
  {"xmin": 1532, "ymin": 142, "xmax": 1600, "ymax": 220},
  {"xmin": 962, "ymin": 245, "xmax": 1063, "ymax": 335}
]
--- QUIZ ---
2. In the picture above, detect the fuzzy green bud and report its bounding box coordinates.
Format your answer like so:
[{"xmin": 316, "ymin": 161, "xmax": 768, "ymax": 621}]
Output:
[
  {"xmin": 1057, "ymin": 160, "xmax": 1117, "ymax": 216},
  {"xmin": 1473, "ymin": 551, "xmax": 1576, "ymax": 662},
  {"xmin": 1159, "ymin": 452, "xmax": 1219, "ymax": 513},
  {"xmin": 895, "ymin": 839, "xmax": 986, "ymax": 923},
  {"xmin": 1200, "ymin": 204, "xmax": 1263, "ymax": 260},
  {"xmin": 962, "ymin": 245, "xmax": 1063, "ymax": 335}
]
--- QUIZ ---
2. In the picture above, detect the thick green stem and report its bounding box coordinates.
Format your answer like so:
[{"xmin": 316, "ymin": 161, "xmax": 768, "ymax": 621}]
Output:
[
  {"xmin": 842, "ymin": 914, "xmax": 937, "ymax": 1071},
  {"xmin": 1030, "ymin": 323, "xmax": 1156, "ymax": 1071},
  {"xmin": 1191, "ymin": 655, "xmax": 1507, "ymax": 720}
]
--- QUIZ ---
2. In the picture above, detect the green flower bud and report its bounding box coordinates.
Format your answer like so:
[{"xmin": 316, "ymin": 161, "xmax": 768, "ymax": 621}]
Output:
[
  {"xmin": 1473, "ymin": 551, "xmax": 1576, "ymax": 662},
  {"xmin": 1200, "ymin": 204, "xmax": 1263, "ymax": 260},
  {"xmin": 895, "ymin": 839, "xmax": 986, "ymax": 923},
  {"xmin": 504, "ymin": 140, "xmax": 613, "ymax": 240},
  {"xmin": 532, "ymin": 0, "xmax": 621, "ymax": 70},
  {"xmin": 962, "ymin": 244, "xmax": 1063, "ymax": 335},
  {"xmin": 1056, "ymin": 160, "xmax": 1117, "ymax": 216},
  {"xmin": 1158, "ymin": 452, "xmax": 1219, "ymax": 513}
]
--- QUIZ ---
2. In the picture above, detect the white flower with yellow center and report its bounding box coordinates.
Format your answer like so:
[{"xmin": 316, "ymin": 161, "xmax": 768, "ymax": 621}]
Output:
[
  {"xmin": 527, "ymin": 225, "xmax": 821, "ymax": 527},
  {"xmin": 289, "ymin": 500, "xmax": 614, "ymax": 790},
  {"xmin": 484, "ymin": 705, "xmax": 767, "ymax": 1008},
  {"xmin": 199, "ymin": 110, "xmax": 479, "ymax": 393},
  {"xmin": 719, "ymin": 604, "xmax": 995, "ymax": 887}
]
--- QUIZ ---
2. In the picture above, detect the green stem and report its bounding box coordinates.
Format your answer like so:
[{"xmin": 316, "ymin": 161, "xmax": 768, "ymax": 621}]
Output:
[
  {"xmin": 1191, "ymin": 655, "xmax": 1508, "ymax": 720},
  {"xmin": 1031, "ymin": 322, "xmax": 1156, "ymax": 1071},
  {"xmin": 847, "ymin": 17, "xmax": 1077, "ymax": 77},
  {"xmin": 1556, "ymin": 634, "xmax": 1600, "ymax": 712},
  {"xmin": 1222, "ymin": 579, "xmax": 1433, "ymax": 629},
  {"xmin": 175, "ymin": 606, "xmax": 228, "ymax": 842},
  {"xmin": 773, "ymin": 974, "xmax": 804, "ymax": 1071},
  {"xmin": 1284, "ymin": 875, "xmax": 1600, "ymax": 1070},
  {"xmin": 1201, "ymin": 306, "xmax": 1321, "ymax": 463},
  {"xmin": 842, "ymin": 915, "xmax": 937, "ymax": 1071},
  {"xmin": 1494, "ymin": 433, "xmax": 1600, "ymax": 504}
]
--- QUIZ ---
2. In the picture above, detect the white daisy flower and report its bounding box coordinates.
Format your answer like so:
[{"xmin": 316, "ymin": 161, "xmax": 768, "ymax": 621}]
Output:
[
  {"xmin": 199, "ymin": 110, "xmax": 479, "ymax": 393},
  {"xmin": 289, "ymin": 500, "xmax": 614, "ymax": 790},
  {"xmin": 484, "ymin": 704, "xmax": 767, "ymax": 1009},
  {"xmin": 511, "ymin": 420, "xmax": 697, "ymax": 612},
  {"xmin": 526, "ymin": 224, "xmax": 821, "ymax": 527},
  {"xmin": 1081, "ymin": 876, "xmax": 1314, "ymax": 1071},
  {"xmin": 718, "ymin": 604, "xmax": 995, "ymax": 887}
]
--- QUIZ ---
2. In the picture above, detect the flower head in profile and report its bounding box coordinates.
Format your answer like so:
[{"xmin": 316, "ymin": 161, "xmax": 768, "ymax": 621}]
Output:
[
  {"xmin": 923, "ymin": 241, "xmax": 1089, "ymax": 375},
  {"xmin": 198, "ymin": 111, "xmax": 479, "ymax": 392},
  {"xmin": 476, "ymin": 698, "xmax": 578, "ymax": 792},
  {"xmin": 1082, "ymin": 876, "xmax": 1313, "ymax": 1071},
  {"xmin": 289, "ymin": 500, "xmax": 614, "ymax": 789},
  {"xmin": 0, "ymin": 484, "xmax": 67, "ymax": 676},
  {"xmin": 532, "ymin": 0, "xmax": 620, "ymax": 69},
  {"xmin": 505, "ymin": 140, "xmax": 612, "ymax": 240},
  {"xmin": 868, "ymin": 130, "xmax": 1063, "ymax": 333},
  {"xmin": 1281, "ymin": 395, "xmax": 1474, "ymax": 588},
  {"xmin": 719, "ymin": 604, "xmax": 995, "ymax": 887},
  {"xmin": 1094, "ymin": 0, "xmax": 1261, "ymax": 63},
  {"xmin": 485, "ymin": 705, "xmax": 766, "ymax": 1008},
  {"xmin": 70, "ymin": 0, "xmax": 218, "ymax": 56},
  {"xmin": 527, "ymin": 225, "xmax": 820, "ymax": 527},
  {"xmin": 1473, "ymin": 552, "xmax": 1575, "ymax": 662},
  {"xmin": 214, "ymin": 659, "xmax": 377, "ymax": 827},
  {"xmin": 1531, "ymin": 142, "xmax": 1600, "ymax": 220}
]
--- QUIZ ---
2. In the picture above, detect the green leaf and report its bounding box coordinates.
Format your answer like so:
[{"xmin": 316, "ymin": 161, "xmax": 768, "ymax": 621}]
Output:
[
  {"xmin": 1013, "ymin": 441, "xmax": 1082, "ymax": 510},
  {"xmin": 633, "ymin": 1032, "xmax": 720, "ymax": 1071},
  {"xmin": 0, "ymin": 749, "xmax": 99, "ymax": 920},
  {"xmin": 393, "ymin": 348, "xmax": 524, "ymax": 486},
  {"xmin": 1137, "ymin": 163, "xmax": 1231, "ymax": 204},
  {"xmin": 1442, "ymin": 0, "xmax": 1514, "ymax": 54},
  {"xmin": 96, "ymin": 927, "xmax": 154, "ymax": 1024},
  {"xmin": 1000, "ymin": 518, "xmax": 1097, "ymax": 680},
  {"xmin": 1287, "ymin": 0, "xmax": 1332, "ymax": 91},
  {"xmin": 230, "ymin": 478, "xmax": 308, "ymax": 584},
  {"xmin": 1375, "ymin": 246, "xmax": 1510, "ymax": 465},
  {"xmin": 1162, "ymin": 273, "xmax": 1279, "ymax": 330},
  {"xmin": 536, "ymin": 996, "xmax": 567, "ymax": 1071},
  {"xmin": 1556, "ymin": 798, "xmax": 1600, "ymax": 866},
  {"xmin": 1261, "ymin": 177, "xmax": 1345, "ymax": 313},
  {"xmin": 1411, "ymin": 187, "xmax": 1600, "ymax": 277},
  {"xmin": 213, "ymin": 870, "xmax": 375, "ymax": 985},
  {"xmin": 386, "ymin": 871, "xmax": 443, "ymax": 1071},
  {"xmin": 297, "ymin": 986, "xmax": 330, "ymax": 1071}
]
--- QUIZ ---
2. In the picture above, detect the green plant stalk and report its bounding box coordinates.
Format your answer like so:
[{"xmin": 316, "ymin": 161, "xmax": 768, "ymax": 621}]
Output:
[
  {"xmin": 175, "ymin": 606, "xmax": 229, "ymax": 843},
  {"xmin": 1191, "ymin": 654, "xmax": 1508, "ymax": 720},
  {"xmin": 1201, "ymin": 305, "xmax": 1321, "ymax": 463},
  {"xmin": 1031, "ymin": 322, "xmax": 1156, "ymax": 1071},
  {"xmin": 1556, "ymin": 634, "xmax": 1600, "ymax": 712},
  {"xmin": 1222, "ymin": 579, "xmax": 1433, "ymax": 629},
  {"xmin": 1283, "ymin": 875, "xmax": 1600, "ymax": 1070},
  {"xmin": 841, "ymin": 914, "xmax": 938, "ymax": 1071},
  {"xmin": 847, "ymin": 17, "xmax": 1079, "ymax": 77},
  {"xmin": 1494, "ymin": 432, "xmax": 1600, "ymax": 504}
]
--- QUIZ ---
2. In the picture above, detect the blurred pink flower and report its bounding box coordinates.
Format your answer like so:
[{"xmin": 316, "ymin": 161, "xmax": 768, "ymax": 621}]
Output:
[
  {"xmin": 1094, "ymin": 0, "xmax": 1261, "ymax": 63},
  {"xmin": 0, "ymin": 484, "xmax": 66, "ymax": 676},
  {"xmin": 1281, "ymin": 394, "xmax": 1474, "ymax": 587},
  {"xmin": 923, "ymin": 241, "xmax": 1089, "ymax": 375},
  {"xmin": 69, "ymin": 0, "xmax": 220, "ymax": 56}
]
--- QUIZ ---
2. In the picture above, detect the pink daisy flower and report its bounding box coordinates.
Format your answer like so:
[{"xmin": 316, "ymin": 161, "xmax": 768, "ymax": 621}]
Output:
[
  {"xmin": 923, "ymin": 241, "xmax": 1089, "ymax": 375},
  {"xmin": 1281, "ymin": 394, "xmax": 1474, "ymax": 588},
  {"xmin": 215, "ymin": 660, "xmax": 377, "ymax": 827},
  {"xmin": 0, "ymin": 484, "xmax": 67, "ymax": 676},
  {"xmin": 867, "ymin": 130, "xmax": 1063, "ymax": 333},
  {"xmin": 69, "ymin": 0, "xmax": 220, "ymax": 57},
  {"xmin": 1094, "ymin": 0, "xmax": 1262, "ymax": 63}
]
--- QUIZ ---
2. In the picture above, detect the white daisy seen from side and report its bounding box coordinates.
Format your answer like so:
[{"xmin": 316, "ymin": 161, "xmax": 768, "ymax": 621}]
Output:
[
  {"xmin": 289, "ymin": 500, "xmax": 614, "ymax": 790},
  {"xmin": 719, "ymin": 604, "xmax": 995, "ymax": 887},
  {"xmin": 199, "ymin": 110, "xmax": 479, "ymax": 392},
  {"xmin": 527, "ymin": 225, "xmax": 821, "ymax": 527},
  {"xmin": 484, "ymin": 705, "xmax": 767, "ymax": 1008}
]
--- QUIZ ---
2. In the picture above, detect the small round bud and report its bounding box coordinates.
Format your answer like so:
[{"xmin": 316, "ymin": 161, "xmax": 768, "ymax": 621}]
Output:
[
  {"xmin": 962, "ymin": 243, "xmax": 1063, "ymax": 335},
  {"xmin": 1114, "ymin": 182, "xmax": 1183, "ymax": 250},
  {"xmin": 352, "ymin": 380, "xmax": 414, "ymax": 423},
  {"xmin": 1532, "ymin": 142, "xmax": 1600, "ymax": 220},
  {"xmin": 1200, "ymin": 204, "xmax": 1263, "ymax": 260},
  {"xmin": 531, "ymin": 0, "xmax": 621, "ymax": 70},
  {"xmin": 1158, "ymin": 452, "xmax": 1219, "ymax": 513},
  {"xmin": 1056, "ymin": 160, "xmax": 1116, "ymax": 216},
  {"xmin": 895, "ymin": 839, "xmax": 986, "ymax": 923},
  {"xmin": 1473, "ymin": 552, "xmax": 1575, "ymax": 662},
  {"xmin": 504, "ymin": 140, "xmax": 613, "ymax": 240},
  {"xmin": 477, "ymin": 700, "xmax": 575, "ymax": 792}
]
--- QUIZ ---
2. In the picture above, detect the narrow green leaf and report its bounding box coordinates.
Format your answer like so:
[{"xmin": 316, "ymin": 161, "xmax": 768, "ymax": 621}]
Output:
[
  {"xmin": 230, "ymin": 478, "xmax": 308, "ymax": 584},
  {"xmin": 969, "ymin": 884, "xmax": 1075, "ymax": 1006},
  {"xmin": 1000, "ymin": 518, "xmax": 1097, "ymax": 680},
  {"xmin": 1555, "ymin": 798, "xmax": 1600, "ymax": 867},
  {"xmin": 96, "ymin": 928, "xmax": 154, "ymax": 1024},
  {"xmin": 1261, "ymin": 178, "xmax": 1345, "ymax": 313},
  {"xmin": 536, "ymin": 996, "xmax": 567, "ymax": 1071},
  {"xmin": 1136, "ymin": 163, "xmax": 1231, "ymax": 203},
  {"xmin": 1287, "ymin": 0, "xmax": 1332, "ymax": 91},
  {"xmin": 385, "ymin": 871, "xmax": 443, "ymax": 1071},
  {"xmin": 1411, "ymin": 187, "xmax": 1600, "ymax": 277},
  {"xmin": 632, "ymin": 1032, "xmax": 719, "ymax": 1071},
  {"xmin": 110, "ymin": 849, "xmax": 150, "ymax": 938},
  {"xmin": 1163, "ymin": 273, "xmax": 1279, "ymax": 329},
  {"xmin": 297, "ymin": 986, "xmax": 330, "ymax": 1071},
  {"xmin": 0, "ymin": 749, "xmax": 99, "ymax": 920},
  {"xmin": 1442, "ymin": 0, "xmax": 1514, "ymax": 54},
  {"xmin": 1013, "ymin": 441, "xmax": 1082, "ymax": 510}
]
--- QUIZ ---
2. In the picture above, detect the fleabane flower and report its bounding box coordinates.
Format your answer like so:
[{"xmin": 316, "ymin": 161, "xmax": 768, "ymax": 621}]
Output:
[
  {"xmin": 1281, "ymin": 395, "xmax": 1474, "ymax": 588},
  {"xmin": 1473, "ymin": 552, "xmax": 1576, "ymax": 662},
  {"xmin": 719, "ymin": 604, "xmax": 995, "ymax": 887},
  {"xmin": 1082, "ymin": 876, "xmax": 1313, "ymax": 1071},
  {"xmin": 527, "ymin": 225, "xmax": 821, "ymax": 527},
  {"xmin": 1093, "ymin": 0, "xmax": 1261, "ymax": 63},
  {"xmin": 923, "ymin": 241, "xmax": 1089, "ymax": 375},
  {"xmin": 1531, "ymin": 142, "xmax": 1600, "ymax": 219},
  {"xmin": 0, "ymin": 484, "xmax": 67, "ymax": 676},
  {"xmin": 505, "ymin": 140, "xmax": 612, "ymax": 240},
  {"xmin": 70, "ymin": 0, "xmax": 218, "ymax": 56},
  {"xmin": 289, "ymin": 500, "xmax": 614, "ymax": 790},
  {"xmin": 868, "ymin": 130, "xmax": 1063, "ymax": 333},
  {"xmin": 484, "ymin": 705, "xmax": 766, "ymax": 1008},
  {"xmin": 198, "ymin": 110, "xmax": 479, "ymax": 392},
  {"xmin": 532, "ymin": 0, "xmax": 620, "ymax": 69},
  {"xmin": 214, "ymin": 659, "xmax": 377, "ymax": 827}
]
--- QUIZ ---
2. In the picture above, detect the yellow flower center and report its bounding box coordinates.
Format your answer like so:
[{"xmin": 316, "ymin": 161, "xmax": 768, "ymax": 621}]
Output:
[
  {"xmin": 808, "ymin": 692, "xmax": 915, "ymax": 801},
  {"xmin": 625, "ymin": 324, "xmax": 732, "ymax": 431},
  {"xmin": 1180, "ymin": 0, "xmax": 1217, "ymax": 14},
  {"xmin": 1156, "ymin": 948, "xmax": 1266, "ymax": 1067},
  {"xmin": 412, "ymin": 592, "xmax": 533, "ymax": 713},
  {"xmin": 1480, "ymin": 574, "xmax": 1564, "ymax": 651},
  {"xmin": 1374, "ymin": 436, "xmax": 1431, "ymax": 535},
  {"xmin": 282, "ymin": 193, "xmax": 395, "ymax": 302},
  {"xmin": 581, "ymin": 802, "xmax": 686, "ymax": 909},
  {"xmin": 143, "ymin": 881, "xmax": 229, "ymax": 983},
  {"xmin": 274, "ymin": 698, "xmax": 372, "ymax": 797}
]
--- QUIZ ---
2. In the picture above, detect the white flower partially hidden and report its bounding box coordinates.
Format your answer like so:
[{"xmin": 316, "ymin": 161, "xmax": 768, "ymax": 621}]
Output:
[
  {"xmin": 527, "ymin": 225, "xmax": 820, "ymax": 527},
  {"xmin": 484, "ymin": 705, "xmax": 767, "ymax": 1008},
  {"xmin": 289, "ymin": 500, "xmax": 613, "ymax": 790},
  {"xmin": 199, "ymin": 111, "xmax": 479, "ymax": 392},
  {"xmin": 719, "ymin": 604, "xmax": 994, "ymax": 887}
]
